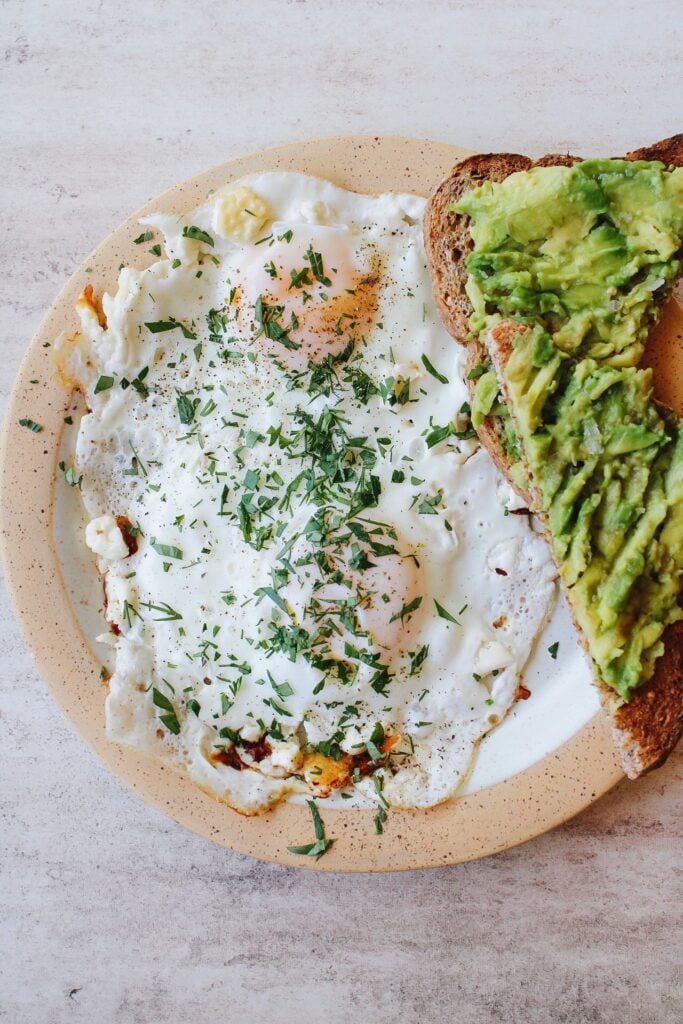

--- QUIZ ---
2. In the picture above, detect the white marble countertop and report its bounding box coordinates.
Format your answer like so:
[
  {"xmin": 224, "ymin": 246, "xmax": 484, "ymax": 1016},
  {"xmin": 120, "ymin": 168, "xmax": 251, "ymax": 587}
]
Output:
[{"xmin": 1, "ymin": 2, "xmax": 681, "ymax": 1021}]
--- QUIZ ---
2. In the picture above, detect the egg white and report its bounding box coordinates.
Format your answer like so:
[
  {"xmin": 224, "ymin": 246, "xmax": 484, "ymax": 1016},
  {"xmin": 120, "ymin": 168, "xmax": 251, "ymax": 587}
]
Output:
[{"xmin": 59, "ymin": 173, "xmax": 557, "ymax": 814}]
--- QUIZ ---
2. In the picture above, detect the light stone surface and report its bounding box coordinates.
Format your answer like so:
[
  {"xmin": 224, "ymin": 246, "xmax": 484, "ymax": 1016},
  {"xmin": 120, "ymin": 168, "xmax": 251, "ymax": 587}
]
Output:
[{"xmin": 1, "ymin": 1, "xmax": 681, "ymax": 1021}]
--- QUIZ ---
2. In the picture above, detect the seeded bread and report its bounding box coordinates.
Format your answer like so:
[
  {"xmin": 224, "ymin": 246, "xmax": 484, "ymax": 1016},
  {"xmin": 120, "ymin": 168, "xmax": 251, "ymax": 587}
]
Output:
[{"xmin": 424, "ymin": 136, "xmax": 683, "ymax": 777}]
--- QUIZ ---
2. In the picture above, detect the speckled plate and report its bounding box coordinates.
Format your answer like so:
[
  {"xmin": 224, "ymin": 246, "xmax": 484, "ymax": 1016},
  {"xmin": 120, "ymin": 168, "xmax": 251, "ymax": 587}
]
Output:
[{"xmin": 5, "ymin": 135, "xmax": 680, "ymax": 871}]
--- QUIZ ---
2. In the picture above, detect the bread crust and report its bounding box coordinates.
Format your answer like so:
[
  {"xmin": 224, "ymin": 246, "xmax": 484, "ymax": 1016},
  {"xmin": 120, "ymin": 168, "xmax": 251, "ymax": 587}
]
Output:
[
  {"xmin": 424, "ymin": 136, "xmax": 683, "ymax": 777},
  {"xmin": 465, "ymin": 337, "xmax": 532, "ymax": 505},
  {"xmin": 423, "ymin": 153, "xmax": 532, "ymax": 342}
]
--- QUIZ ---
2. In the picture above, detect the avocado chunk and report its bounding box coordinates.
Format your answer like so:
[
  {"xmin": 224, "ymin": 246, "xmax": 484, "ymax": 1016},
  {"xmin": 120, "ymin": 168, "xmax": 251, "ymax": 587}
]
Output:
[
  {"xmin": 471, "ymin": 370, "xmax": 499, "ymax": 428},
  {"xmin": 456, "ymin": 159, "xmax": 683, "ymax": 369},
  {"xmin": 452, "ymin": 159, "xmax": 683, "ymax": 701}
]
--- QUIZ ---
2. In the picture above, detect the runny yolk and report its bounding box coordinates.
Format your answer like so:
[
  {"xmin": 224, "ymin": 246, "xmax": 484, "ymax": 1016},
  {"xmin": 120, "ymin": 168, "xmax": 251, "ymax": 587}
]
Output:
[
  {"xmin": 239, "ymin": 232, "xmax": 379, "ymax": 371},
  {"xmin": 283, "ymin": 536, "xmax": 423, "ymax": 660}
]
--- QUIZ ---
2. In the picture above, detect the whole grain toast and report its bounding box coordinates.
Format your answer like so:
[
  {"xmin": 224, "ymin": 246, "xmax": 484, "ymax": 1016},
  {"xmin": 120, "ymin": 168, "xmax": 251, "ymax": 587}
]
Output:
[{"xmin": 424, "ymin": 136, "xmax": 683, "ymax": 778}]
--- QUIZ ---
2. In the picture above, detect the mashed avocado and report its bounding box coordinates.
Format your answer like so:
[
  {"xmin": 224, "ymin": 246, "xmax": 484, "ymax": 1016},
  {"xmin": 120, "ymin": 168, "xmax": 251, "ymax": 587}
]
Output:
[{"xmin": 452, "ymin": 159, "xmax": 683, "ymax": 701}]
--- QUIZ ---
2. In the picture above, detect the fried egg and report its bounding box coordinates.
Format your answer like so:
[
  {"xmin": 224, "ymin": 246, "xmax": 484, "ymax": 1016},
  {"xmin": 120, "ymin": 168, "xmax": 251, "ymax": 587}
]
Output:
[{"xmin": 57, "ymin": 173, "xmax": 557, "ymax": 814}]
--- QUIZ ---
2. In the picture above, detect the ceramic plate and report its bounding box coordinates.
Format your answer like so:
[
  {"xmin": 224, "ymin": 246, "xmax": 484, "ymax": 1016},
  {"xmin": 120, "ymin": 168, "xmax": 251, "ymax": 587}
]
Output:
[{"xmin": 5, "ymin": 135, "xmax": 680, "ymax": 871}]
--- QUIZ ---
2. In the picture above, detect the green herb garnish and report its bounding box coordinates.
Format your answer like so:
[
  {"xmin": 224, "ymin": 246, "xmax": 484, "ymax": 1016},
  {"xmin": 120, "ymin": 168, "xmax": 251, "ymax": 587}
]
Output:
[
  {"xmin": 425, "ymin": 423, "xmax": 455, "ymax": 448},
  {"xmin": 140, "ymin": 600, "xmax": 183, "ymax": 621},
  {"xmin": 182, "ymin": 225, "xmax": 214, "ymax": 246},
  {"xmin": 421, "ymin": 354, "xmax": 449, "ymax": 384},
  {"xmin": 434, "ymin": 599, "xmax": 460, "ymax": 624},
  {"xmin": 151, "ymin": 539, "xmax": 183, "ymax": 560},
  {"xmin": 304, "ymin": 244, "xmax": 332, "ymax": 287},
  {"xmin": 18, "ymin": 418, "xmax": 43, "ymax": 432},
  {"xmin": 152, "ymin": 687, "xmax": 181, "ymax": 734},
  {"xmin": 287, "ymin": 800, "xmax": 334, "ymax": 861},
  {"xmin": 409, "ymin": 645, "xmax": 429, "ymax": 676},
  {"xmin": 145, "ymin": 320, "xmax": 197, "ymax": 340},
  {"xmin": 254, "ymin": 295, "xmax": 300, "ymax": 350},
  {"xmin": 176, "ymin": 393, "xmax": 197, "ymax": 425},
  {"xmin": 389, "ymin": 595, "xmax": 422, "ymax": 624}
]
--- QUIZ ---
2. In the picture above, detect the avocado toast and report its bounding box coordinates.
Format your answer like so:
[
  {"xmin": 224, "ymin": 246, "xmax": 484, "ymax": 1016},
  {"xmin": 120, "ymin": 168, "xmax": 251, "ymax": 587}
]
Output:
[{"xmin": 424, "ymin": 136, "xmax": 683, "ymax": 778}]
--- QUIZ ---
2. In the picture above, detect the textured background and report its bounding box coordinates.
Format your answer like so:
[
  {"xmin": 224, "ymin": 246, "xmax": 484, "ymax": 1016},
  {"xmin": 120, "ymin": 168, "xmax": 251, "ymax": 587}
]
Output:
[{"xmin": 1, "ymin": 2, "xmax": 681, "ymax": 1021}]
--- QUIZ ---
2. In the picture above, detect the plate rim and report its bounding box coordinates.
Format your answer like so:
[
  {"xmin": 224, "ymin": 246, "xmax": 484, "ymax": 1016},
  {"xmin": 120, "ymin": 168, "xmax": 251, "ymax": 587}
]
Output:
[{"xmin": 0, "ymin": 134, "xmax": 624, "ymax": 871}]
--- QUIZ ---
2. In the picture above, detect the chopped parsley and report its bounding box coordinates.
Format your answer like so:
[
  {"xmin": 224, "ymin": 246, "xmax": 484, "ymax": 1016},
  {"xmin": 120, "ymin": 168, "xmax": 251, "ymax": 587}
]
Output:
[
  {"xmin": 380, "ymin": 375, "xmax": 411, "ymax": 407},
  {"xmin": 150, "ymin": 539, "xmax": 184, "ymax": 560},
  {"xmin": 59, "ymin": 461, "xmax": 82, "ymax": 489},
  {"xmin": 434, "ymin": 599, "xmax": 460, "ymax": 624},
  {"xmin": 409, "ymin": 645, "xmax": 429, "ymax": 676},
  {"xmin": 145, "ymin": 320, "xmax": 197, "ymax": 340},
  {"xmin": 152, "ymin": 687, "xmax": 180, "ymax": 734},
  {"xmin": 182, "ymin": 225, "xmax": 214, "ymax": 246},
  {"xmin": 420, "ymin": 354, "xmax": 449, "ymax": 384},
  {"xmin": 140, "ymin": 601, "xmax": 183, "ymax": 622},
  {"xmin": 18, "ymin": 418, "xmax": 43, "ymax": 432},
  {"xmin": 254, "ymin": 295, "xmax": 300, "ymax": 350},
  {"xmin": 287, "ymin": 800, "xmax": 334, "ymax": 860},
  {"xmin": 176, "ymin": 393, "xmax": 197, "ymax": 425},
  {"xmin": 425, "ymin": 423, "xmax": 455, "ymax": 448},
  {"xmin": 373, "ymin": 773, "xmax": 389, "ymax": 834},
  {"xmin": 304, "ymin": 244, "xmax": 332, "ymax": 287},
  {"xmin": 389, "ymin": 595, "xmax": 422, "ymax": 624}
]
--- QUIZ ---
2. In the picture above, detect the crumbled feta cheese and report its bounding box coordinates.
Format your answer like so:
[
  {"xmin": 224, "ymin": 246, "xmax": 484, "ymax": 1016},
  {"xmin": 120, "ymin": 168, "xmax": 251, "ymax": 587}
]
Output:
[
  {"xmin": 473, "ymin": 639, "xmax": 514, "ymax": 675},
  {"xmin": 239, "ymin": 720, "xmax": 263, "ymax": 743},
  {"xmin": 85, "ymin": 514, "xmax": 128, "ymax": 560},
  {"xmin": 258, "ymin": 738, "xmax": 303, "ymax": 778}
]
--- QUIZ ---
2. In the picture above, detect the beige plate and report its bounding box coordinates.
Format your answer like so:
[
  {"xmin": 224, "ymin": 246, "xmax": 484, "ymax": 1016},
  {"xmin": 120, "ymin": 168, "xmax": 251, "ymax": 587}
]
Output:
[{"xmin": 3, "ymin": 135, "xmax": 681, "ymax": 871}]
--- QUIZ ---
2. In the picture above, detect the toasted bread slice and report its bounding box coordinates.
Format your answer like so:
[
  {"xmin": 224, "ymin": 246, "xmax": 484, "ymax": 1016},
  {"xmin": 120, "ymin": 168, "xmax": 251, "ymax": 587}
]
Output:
[
  {"xmin": 424, "ymin": 150, "xmax": 582, "ymax": 503},
  {"xmin": 486, "ymin": 320, "xmax": 683, "ymax": 779},
  {"xmin": 424, "ymin": 151, "xmax": 582, "ymax": 343},
  {"xmin": 424, "ymin": 136, "xmax": 682, "ymax": 344},
  {"xmin": 425, "ymin": 139, "xmax": 682, "ymax": 489},
  {"xmin": 424, "ymin": 137, "xmax": 683, "ymax": 777}
]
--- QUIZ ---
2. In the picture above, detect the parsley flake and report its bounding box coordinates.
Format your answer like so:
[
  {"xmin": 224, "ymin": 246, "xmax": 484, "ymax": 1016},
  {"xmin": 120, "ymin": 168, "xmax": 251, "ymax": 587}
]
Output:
[
  {"xmin": 150, "ymin": 539, "xmax": 183, "ymax": 560},
  {"xmin": 434, "ymin": 599, "xmax": 460, "ymax": 624},
  {"xmin": 152, "ymin": 687, "xmax": 180, "ymax": 734},
  {"xmin": 18, "ymin": 418, "xmax": 43, "ymax": 432},
  {"xmin": 182, "ymin": 225, "xmax": 214, "ymax": 246},
  {"xmin": 94, "ymin": 376, "xmax": 114, "ymax": 394},
  {"xmin": 421, "ymin": 354, "xmax": 449, "ymax": 384},
  {"xmin": 145, "ymin": 320, "xmax": 197, "ymax": 340},
  {"xmin": 287, "ymin": 800, "xmax": 334, "ymax": 861}
]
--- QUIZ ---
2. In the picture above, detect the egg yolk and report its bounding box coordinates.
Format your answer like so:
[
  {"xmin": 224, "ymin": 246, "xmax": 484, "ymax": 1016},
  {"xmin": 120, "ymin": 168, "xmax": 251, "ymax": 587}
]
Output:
[
  {"xmin": 282, "ymin": 532, "xmax": 423, "ymax": 664},
  {"xmin": 238, "ymin": 230, "xmax": 379, "ymax": 371}
]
